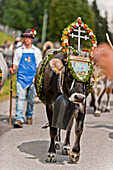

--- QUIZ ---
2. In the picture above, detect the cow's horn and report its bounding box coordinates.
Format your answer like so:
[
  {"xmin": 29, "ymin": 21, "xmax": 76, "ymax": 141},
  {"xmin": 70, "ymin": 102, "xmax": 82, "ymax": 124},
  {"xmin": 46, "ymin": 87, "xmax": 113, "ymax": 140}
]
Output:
[{"xmin": 49, "ymin": 59, "xmax": 64, "ymax": 74}]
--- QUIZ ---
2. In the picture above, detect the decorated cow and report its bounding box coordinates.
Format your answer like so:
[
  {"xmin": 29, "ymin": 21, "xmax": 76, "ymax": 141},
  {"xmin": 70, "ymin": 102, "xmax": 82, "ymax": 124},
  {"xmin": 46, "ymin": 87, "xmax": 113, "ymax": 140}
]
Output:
[
  {"xmin": 35, "ymin": 17, "xmax": 97, "ymax": 163},
  {"xmin": 0, "ymin": 52, "xmax": 8, "ymax": 90}
]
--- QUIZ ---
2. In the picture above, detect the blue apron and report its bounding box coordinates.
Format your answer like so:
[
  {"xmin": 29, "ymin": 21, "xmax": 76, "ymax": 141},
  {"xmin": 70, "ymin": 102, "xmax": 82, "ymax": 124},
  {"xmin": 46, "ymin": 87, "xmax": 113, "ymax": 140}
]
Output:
[{"xmin": 17, "ymin": 52, "xmax": 36, "ymax": 89}]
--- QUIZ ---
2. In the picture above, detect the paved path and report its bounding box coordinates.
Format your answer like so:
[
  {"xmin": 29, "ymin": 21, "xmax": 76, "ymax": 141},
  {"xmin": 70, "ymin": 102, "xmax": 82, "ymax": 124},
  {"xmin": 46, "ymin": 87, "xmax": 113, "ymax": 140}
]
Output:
[{"xmin": 0, "ymin": 95, "xmax": 113, "ymax": 170}]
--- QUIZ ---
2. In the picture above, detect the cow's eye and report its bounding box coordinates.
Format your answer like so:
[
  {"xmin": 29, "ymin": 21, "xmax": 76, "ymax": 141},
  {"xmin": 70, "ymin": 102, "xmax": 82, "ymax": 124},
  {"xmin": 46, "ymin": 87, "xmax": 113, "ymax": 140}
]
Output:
[
  {"xmin": 67, "ymin": 77, "xmax": 72, "ymax": 81},
  {"xmin": 66, "ymin": 77, "xmax": 73, "ymax": 82}
]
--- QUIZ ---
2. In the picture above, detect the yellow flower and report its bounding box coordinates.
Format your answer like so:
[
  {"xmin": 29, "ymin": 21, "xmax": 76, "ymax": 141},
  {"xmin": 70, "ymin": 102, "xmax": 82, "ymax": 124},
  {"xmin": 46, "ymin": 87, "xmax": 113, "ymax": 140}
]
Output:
[
  {"xmin": 66, "ymin": 26, "xmax": 70, "ymax": 30},
  {"xmin": 62, "ymin": 36, "xmax": 67, "ymax": 40},
  {"xmin": 93, "ymin": 35, "xmax": 96, "ymax": 38},
  {"xmin": 66, "ymin": 48, "xmax": 69, "ymax": 52},
  {"xmin": 64, "ymin": 31, "xmax": 68, "ymax": 35},
  {"xmin": 90, "ymin": 51, "xmax": 93, "ymax": 55},
  {"xmin": 72, "ymin": 23, "xmax": 75, "ymax": 26},
  {"xmin": 90, "ymin": 29, "xmax": 93, "ymax": 32},
  {"xmin": 84, "ymin": 24, "xmax": 88, "ymax": 27},
  {"xmin": 62, "ymin": 42, "xmax": 65, "ymax": 47},
  {"xmin": 63, "ymin": 49, "xmax": 66, "ymax": 52}
]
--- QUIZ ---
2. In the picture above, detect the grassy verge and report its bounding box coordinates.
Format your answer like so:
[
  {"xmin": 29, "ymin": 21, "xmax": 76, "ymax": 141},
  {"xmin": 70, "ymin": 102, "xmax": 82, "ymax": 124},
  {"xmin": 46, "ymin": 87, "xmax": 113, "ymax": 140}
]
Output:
[
  {"xmin": 0, "ymin": 31, "xmax": 16, "ymax": 102},
  {"xmin": 0, "ymin": 74, "xmax": 17, "ymax": 102},
  {"xmin": 0, "ymin": 31, "xmax": 13, "ymax": 45}
]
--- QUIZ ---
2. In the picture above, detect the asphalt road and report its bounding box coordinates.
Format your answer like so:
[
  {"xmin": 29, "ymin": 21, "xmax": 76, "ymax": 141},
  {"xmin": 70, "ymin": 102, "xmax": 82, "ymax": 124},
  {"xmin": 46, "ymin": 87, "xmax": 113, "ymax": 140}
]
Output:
[{"xmin": 0, "ymin": 95, "xmax": 113, "ymax": 170}]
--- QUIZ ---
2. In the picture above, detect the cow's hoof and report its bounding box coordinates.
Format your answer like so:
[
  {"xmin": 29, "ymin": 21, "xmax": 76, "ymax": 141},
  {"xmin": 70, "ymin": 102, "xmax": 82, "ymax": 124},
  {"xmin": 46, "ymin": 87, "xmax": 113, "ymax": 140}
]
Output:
[
  {"xmin": 46, "ymin": 153, "xmax": 56, "ymax": 163},
  {"xmin": 105, "ymin": 108, "xmax": 110, "ymax": 112},
  {"xmin": 62, "ymin": 146, "xmax": 70, "ymax": 155},
  {"xmin": 94, "ymin": 111, "xmax": 100, "ymax": 117},
  {"xmin": 55, "ymin": 142, "xmax": 60, "ymax": 150},
  {"xmin": 94, "ymin": 113, "xmax": 100, "ymax": 117},
  {"xmin": 69, "ymin": 152, "xmax": 80, "ymax": 163}
]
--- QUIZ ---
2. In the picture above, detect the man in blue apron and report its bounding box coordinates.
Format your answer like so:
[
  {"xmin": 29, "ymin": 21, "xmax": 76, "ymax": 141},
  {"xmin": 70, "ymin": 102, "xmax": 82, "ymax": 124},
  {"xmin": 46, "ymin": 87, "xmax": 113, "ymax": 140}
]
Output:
[{"xmin": 10, "ymin": 28, "xmax": 42, "ymax": 128}]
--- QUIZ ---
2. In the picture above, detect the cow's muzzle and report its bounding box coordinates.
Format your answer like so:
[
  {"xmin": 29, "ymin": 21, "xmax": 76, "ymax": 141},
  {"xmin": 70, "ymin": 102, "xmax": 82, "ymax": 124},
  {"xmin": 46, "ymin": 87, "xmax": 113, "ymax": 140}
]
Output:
[{"xmin": 69, "ymin": 93, "xmax": 85, "ymax": 104}]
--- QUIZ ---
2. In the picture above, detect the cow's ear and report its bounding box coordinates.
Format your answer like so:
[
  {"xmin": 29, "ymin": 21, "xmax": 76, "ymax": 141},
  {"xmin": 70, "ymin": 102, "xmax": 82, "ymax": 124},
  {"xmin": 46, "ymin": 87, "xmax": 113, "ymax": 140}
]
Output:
[{"xmin": 49, "ymin": 59, "xmax": 65, "ymax": 74}]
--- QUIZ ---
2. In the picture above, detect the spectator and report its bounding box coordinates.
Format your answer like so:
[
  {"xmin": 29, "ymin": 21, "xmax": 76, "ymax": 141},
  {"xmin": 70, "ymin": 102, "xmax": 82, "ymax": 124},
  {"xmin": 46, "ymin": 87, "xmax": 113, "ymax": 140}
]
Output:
[{"xmin": 16, "ymin": 37, "xmax": 23, "ymax": 48}]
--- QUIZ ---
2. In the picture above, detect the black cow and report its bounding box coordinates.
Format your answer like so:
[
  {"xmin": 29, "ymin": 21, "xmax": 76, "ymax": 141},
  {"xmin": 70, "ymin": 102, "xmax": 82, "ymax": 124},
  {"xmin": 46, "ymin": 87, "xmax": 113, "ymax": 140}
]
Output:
[{"xmin": 35, "ymin": 50, "xmax": 88, "ymax": 163}]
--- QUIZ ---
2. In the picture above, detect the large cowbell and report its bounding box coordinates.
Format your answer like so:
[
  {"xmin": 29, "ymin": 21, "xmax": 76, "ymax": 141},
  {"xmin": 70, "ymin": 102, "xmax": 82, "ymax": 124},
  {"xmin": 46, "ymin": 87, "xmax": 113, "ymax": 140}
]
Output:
[{"xmin": 52, "ymin": 94, "xmax": 75, "ymax": 130}]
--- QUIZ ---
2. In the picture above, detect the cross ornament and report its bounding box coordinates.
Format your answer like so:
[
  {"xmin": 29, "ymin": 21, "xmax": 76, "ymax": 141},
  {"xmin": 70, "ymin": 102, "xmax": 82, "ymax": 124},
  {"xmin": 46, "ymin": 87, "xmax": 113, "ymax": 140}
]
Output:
[{"xmin": 69, "ymin": 27, "xmax": 89, "ymax": 52}]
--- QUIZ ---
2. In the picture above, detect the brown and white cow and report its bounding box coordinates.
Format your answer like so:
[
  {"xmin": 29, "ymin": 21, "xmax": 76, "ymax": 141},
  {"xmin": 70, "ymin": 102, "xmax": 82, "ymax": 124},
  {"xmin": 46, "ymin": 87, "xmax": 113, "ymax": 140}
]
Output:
[
  {"xmin": 90, "ymin": 64, "xmax": 113, "ymax": 116},
  {"xmin": 35, "ymin": 50, "xmax": 90, "ymax": 163}
]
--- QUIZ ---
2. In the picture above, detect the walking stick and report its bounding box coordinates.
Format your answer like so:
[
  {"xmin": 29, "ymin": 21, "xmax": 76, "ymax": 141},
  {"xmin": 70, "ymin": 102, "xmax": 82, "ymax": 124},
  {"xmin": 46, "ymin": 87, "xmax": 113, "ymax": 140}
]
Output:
[{"xmin": 9, "ymin": 31, "xmax": 15, "ymax": 125}]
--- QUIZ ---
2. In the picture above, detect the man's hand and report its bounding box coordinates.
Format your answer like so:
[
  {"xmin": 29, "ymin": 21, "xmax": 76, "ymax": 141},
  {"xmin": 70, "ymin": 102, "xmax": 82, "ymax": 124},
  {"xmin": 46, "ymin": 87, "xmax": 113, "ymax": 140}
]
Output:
[
  {"xmin": 33, "ymin": 78, "xmax": 35, "ymax": 84},
  {"xmin": 94, "ymin": 43, "xmax": 113, "ymax": 79},
  {"xmin": 10, "ymin": 65, "xmax": 17, "ymax": 74}
]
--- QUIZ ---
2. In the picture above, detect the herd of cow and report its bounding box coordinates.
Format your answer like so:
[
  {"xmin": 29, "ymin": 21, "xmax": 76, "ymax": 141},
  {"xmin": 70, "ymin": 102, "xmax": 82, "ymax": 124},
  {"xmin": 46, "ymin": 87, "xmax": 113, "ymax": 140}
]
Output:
[{"xmin": 0, "ymin": 48, "xmax": 113, "ymax": 163}]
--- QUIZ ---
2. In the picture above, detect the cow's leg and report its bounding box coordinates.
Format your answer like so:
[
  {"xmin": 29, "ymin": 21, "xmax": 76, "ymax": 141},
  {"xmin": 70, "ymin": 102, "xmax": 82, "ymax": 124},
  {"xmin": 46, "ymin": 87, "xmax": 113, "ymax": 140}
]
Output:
[
  {"xmin": 90, "ymin": 92, "xmax": 96, "ymax": 110},
  {"xmin": 69, "ymin": 104, "xmax": 86, "ymax": 163},
  {"xmin": 46, "ymin": 103, "xmax": 57, "ymax": 163},
  {"xmin": 62, "ymin": 115, "xmax": 74, "ymax": 155},
  {"xmin": 94, "ymin": 85, "xmax": 106, "ymax": 117},
  {"xmin": 105, "ymin": 88, "xmax": 112, "ymax": 112},
  {"xmin": 55, "ymin": 128, "xmax": 61, "ymax": 150}
]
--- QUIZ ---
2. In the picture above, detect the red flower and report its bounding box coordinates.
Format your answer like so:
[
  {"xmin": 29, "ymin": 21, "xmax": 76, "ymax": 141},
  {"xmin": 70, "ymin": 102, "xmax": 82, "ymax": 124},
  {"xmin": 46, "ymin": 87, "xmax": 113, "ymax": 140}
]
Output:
[
  {"xmin": 31, "ymin": 29, "xmax": 34, "ymax": 32},
  {"xmin": 87, "ymin": 30, "xmax": 90, "ymax": 34},
  {"xmin": 91, "ymin": 40, "xmax": 95, "ymax": 44},
  {"xmin": 66, "ymin": 43, "xmax": 69, "ymax": 46},
  {"xmin": 78, "ymin": 19, "xmax": 82, "ymax": 24},
  {"xmin": 90, "ymin": 56, "xmax": 93, "ymax": 60},
  {"xmin": 90, "ymin": 35, "xmax": 94, "ymax": 39},
  {"xmin": 70, "ymin": 28, "xmax": 73, "ymax": 32},
  {"xmin": 73, "ymin": 25, "xmax": 77, "ymax": 29},
  {"xmin": 83, "ymin": 25, "xmax": 86, "ymax": 29}
]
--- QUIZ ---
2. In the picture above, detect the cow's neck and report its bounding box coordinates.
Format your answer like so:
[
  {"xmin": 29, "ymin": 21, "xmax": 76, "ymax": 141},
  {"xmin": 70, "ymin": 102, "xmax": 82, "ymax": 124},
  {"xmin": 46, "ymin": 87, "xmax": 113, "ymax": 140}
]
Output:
[{"xmin": 57, "ymin": 71, "xmax": 65, "ymax": 94}]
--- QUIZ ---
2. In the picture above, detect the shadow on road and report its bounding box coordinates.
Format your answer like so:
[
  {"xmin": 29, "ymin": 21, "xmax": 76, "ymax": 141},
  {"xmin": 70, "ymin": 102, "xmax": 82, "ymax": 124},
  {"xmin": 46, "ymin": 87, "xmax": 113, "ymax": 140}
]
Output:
[
  {"xmin": 0, "ymin": 115, "xmax": 15, "ymax": 136},
  {"xmin": 18, "ymin": 140, "xmax": 76, "ymax": 165},
  {"xmin": 91, "ymin": 125, "xmax": 113, "ymax": 130},
  {"xmin": 109, "ymin": 132, "xmax": 113, "ymax": 139}
]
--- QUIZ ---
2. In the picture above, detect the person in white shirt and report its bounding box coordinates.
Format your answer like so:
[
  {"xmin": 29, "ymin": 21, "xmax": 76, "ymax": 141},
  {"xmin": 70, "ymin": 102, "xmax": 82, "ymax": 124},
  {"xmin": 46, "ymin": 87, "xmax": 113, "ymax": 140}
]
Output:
[{"xmin": 10, "ymin": 28, "xmax": 42, "ymax": 128}]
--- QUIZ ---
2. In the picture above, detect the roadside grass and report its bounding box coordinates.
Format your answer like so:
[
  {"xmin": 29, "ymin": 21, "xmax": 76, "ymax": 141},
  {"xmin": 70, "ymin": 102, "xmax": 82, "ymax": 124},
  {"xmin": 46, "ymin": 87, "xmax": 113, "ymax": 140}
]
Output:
[
  {"xmin": 0, "ymin": 74, "xmax": 17, "ymax": 102},
  {"xmin": 0, "ymin": 31, "xmax": 15, "ymax": 102},
  {"xmin": 0, "ymin": 31, "xmax": 13, "ymax": 45}
]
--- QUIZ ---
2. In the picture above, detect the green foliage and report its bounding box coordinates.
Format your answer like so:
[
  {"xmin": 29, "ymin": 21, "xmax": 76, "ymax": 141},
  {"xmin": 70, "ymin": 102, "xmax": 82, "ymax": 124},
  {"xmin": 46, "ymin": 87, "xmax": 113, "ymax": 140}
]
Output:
[
  {"xmin": 48, "ymin": 0, "xmax": 95, "ymax": 42},
  {"xmin": 2, "ymin": 0, "xmax": 33, "ymax": 31},
  {"xmin": 0, "ymin": 0, "xmax": 110, "ymax": 44},
  {"xmin": 1, "ymin": 0, "xmax": 95, "ymax": 43},
  {"xmin": 92, "ymin": 0, "xmax": 109, "ymax": 44},
  {"xmin": 0, "ymin": 74, "xmax": 17, "ymax": 102},
  {"xmin": 0, "ymin": 31, "xmax": 13, "ymax": 45}
]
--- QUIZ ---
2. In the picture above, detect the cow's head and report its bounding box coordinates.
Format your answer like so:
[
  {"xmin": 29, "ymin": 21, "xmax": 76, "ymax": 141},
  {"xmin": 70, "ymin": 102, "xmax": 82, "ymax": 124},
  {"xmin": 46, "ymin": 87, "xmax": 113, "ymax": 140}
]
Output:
[{"xmin": 49, "ymin": 58, "xmax": 86, "ymax": 104}]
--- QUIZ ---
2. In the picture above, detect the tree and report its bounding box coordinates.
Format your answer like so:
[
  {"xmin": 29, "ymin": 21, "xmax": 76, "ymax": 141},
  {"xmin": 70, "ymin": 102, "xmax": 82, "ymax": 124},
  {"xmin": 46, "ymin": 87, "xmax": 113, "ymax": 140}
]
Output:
[
  {"xmin": 2, "ymin": 0, "xmax": 33, "ymax": 31},
  {"xmin": 30, "ymin": 0, "xmax": 52, "ymax": 40},
  {"xmin": 47, "ymin": 0, "xmax": 95, "ymax": 42},
  {"xmin": 92, "ymin": 0, "xmax": 109, "ymax": 44}
]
